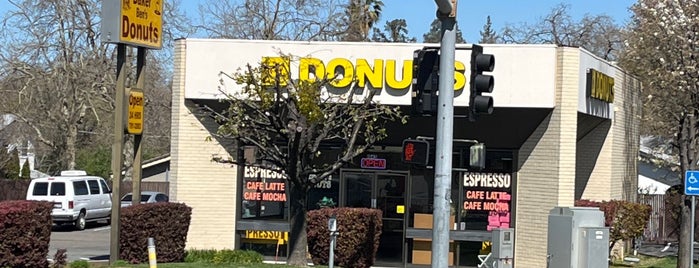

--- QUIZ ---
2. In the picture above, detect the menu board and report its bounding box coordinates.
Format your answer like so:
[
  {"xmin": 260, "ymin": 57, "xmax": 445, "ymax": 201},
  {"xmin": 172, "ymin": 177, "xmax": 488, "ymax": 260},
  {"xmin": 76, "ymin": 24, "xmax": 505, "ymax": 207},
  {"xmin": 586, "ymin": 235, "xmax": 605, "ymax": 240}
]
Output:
[{"xmin": 461, "ymin": 172, "xmax": 513, "ymax": 231}]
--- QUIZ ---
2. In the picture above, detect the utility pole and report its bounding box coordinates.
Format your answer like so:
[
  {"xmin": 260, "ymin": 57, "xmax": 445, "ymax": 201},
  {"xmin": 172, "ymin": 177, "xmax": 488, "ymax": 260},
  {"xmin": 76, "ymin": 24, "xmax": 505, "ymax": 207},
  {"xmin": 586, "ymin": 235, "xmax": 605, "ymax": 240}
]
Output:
[{"xmin": 432, "ymin": 0, "xmax": 457, "ymax": 267}]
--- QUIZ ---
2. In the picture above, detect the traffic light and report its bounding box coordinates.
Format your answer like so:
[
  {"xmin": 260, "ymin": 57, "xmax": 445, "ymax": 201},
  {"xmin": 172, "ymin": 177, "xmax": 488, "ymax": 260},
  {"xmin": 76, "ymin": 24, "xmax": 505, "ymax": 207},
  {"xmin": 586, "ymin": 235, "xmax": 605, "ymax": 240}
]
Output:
[
  {"xmin": 469, "ymin": 44, "xmax": 495, "ymax": 121},
  {"xmin": 412, "ymin": 48, "xmax": 440, "ymax": 115},
  {"xmin": 402, "ymin": 139, "xmax": 430, "ymax": 166}
]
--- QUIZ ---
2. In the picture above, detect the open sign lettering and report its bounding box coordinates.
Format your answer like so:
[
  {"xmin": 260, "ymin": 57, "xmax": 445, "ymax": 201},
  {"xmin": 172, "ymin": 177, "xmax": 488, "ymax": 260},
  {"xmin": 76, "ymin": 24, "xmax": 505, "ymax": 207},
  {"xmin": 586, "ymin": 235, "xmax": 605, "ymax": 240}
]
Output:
[{"xmin": 361, "ymin": 158, "xmax": 386, "ymax": 169}]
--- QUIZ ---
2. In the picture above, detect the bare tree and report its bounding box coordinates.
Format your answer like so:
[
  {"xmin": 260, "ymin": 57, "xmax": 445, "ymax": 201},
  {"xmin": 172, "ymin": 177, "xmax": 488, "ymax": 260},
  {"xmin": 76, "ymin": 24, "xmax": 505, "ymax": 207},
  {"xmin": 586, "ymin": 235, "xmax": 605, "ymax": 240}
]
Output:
[
  {"xmin": 619, "ymin": 1, "xmax": 699, "ymax": 266},
  {"xmin": 0, "ymin": 0, "xmax": 178, "ymax": 174},
  {"xmin": 212, "ymin": 56, "xmax": 406, "ymax": 266},
  {"xmin": 501, "ymin": 3, "xmax": 624, "ymax": 61},
  {"xmin": 195, "ymin": 0, "xmax": 346, "ymax": 41},
  {"xmin": 0, "ymin": 0, "xmax": 115, "ymax": 173}
]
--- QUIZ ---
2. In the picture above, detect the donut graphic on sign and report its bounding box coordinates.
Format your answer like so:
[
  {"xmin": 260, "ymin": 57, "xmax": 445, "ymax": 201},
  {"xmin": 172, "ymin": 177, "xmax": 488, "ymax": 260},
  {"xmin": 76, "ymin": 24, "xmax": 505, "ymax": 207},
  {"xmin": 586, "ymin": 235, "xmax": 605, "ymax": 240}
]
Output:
[{"xmin": 154, "ymin": 0, "xmax": 161, "ymax": 15}]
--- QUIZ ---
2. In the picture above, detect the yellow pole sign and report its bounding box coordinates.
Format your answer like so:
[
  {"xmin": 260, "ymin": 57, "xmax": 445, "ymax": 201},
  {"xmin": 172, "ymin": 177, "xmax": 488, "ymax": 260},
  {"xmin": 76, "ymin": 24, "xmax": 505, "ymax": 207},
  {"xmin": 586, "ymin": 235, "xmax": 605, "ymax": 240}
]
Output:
[
  {"xmin": 100, "ymin": 0, "xmax": 163, "ymax": 49},
  {"xmin": 127, "ymin": 89, "xmax": 144, "ymax": 135}
]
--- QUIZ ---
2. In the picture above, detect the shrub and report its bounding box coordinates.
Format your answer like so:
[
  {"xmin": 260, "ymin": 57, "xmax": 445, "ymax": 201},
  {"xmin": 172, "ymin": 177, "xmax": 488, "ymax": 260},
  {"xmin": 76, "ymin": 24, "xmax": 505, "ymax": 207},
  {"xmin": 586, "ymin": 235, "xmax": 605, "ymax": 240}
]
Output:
[
  {"xmin": 68, "ymin": 260, "xmax": 89, "ymax": 268},
  {"xmin": 52, "ymin": 248, "xmax": 68, "ymax": 268},
  {"xmin": 0, "ymin": 200, "xmax": 53, "ymax": 268},
  {"xmin": 307, "ymin": 207, "xmax": 382, "ymax": 268},
  {"xmin": 184, "ymin": 249, "xmax": 262, "ymax": 264},
  {"xmin": 184, "ymin": 249, "xmax": 218, "ymax": 263},
  {"xmin": 575, "ymin": 199, "xmax": 651, "ymax": 251},
  {"xmin": 119, "ymin": 202, "xmax": 192, "ymax": 264}
]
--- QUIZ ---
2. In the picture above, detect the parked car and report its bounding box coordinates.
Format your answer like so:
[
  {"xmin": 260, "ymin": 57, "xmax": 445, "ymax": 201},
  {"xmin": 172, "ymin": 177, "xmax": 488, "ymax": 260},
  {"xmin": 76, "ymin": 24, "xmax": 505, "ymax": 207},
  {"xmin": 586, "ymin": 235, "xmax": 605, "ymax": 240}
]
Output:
[
  {"xmin": 120, "ymin": 191, "xmax": 169, "ymax": 207},
  {"xmin": 26, "ymin": 170, "xmax": 112, "ymax": 230}
]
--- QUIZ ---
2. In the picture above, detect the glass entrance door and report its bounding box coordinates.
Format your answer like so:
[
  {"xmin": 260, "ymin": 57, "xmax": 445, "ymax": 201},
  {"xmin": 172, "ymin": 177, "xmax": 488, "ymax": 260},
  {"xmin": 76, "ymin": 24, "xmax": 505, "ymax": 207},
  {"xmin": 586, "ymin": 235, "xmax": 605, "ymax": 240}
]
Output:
[{"xmin": 341, "ymin": 171, "xmax": 408, "ymax": 265}]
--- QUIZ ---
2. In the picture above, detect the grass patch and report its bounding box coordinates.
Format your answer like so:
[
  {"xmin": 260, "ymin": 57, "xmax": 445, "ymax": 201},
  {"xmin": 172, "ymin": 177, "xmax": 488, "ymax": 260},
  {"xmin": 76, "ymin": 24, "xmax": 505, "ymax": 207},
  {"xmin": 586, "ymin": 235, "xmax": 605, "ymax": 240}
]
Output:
[{"xmin": 89, "ymin": 262, "xmax": 304, "ymax": 268}]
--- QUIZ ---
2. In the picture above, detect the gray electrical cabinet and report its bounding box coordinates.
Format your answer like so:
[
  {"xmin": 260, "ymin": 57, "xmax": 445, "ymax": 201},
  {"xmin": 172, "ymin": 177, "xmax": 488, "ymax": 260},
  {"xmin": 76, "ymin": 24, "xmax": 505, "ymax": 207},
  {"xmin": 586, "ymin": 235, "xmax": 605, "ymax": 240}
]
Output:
[
  {"xmin": 547, "ymin": 207, "xmax": 608, "ymax": 268},
  {"xmin": 579, "ymin": 227, "xmax": 609, "ymax": 268},
  {"xmin": 491, "ymin": 228, "xmax": 514, "ymax": 268}
]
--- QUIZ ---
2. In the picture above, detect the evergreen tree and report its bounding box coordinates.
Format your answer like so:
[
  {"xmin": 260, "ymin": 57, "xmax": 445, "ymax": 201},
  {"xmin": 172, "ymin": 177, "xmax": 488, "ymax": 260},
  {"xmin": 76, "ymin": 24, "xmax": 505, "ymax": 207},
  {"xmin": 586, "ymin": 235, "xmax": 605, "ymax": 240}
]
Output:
[
  {"xmin": 422, "ymin": 18, "xmax": 465, "ymax": 43},
  {"xmin": 20, "ymin": 160, "xmax": 30, "ymax": 180},
  {"xmin": 6, "ymin": 148, "xmax": 20, "ymax": 180},
  {"xmin": 371, "ymin": 19, "xmax": 417, "ymax": 43},
  {"xmin": 479, "ymin": 16, "xmax": 499, "ymax": 43},
  {"xmin": 0, "ymin": 144, "xmax": 9, "ymax": 179}
]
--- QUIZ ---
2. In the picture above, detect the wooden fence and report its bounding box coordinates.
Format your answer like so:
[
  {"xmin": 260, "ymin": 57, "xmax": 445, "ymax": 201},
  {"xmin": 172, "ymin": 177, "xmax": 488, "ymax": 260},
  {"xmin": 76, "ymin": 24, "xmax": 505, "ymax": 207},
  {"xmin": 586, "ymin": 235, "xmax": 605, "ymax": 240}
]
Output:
[
  {"xmin": 0, "ymin": 179, "xmax": 169, "ymax": 202},
  {"xmin": 638, "ymin": 194, "xmax": 670, "ymax": 243}
]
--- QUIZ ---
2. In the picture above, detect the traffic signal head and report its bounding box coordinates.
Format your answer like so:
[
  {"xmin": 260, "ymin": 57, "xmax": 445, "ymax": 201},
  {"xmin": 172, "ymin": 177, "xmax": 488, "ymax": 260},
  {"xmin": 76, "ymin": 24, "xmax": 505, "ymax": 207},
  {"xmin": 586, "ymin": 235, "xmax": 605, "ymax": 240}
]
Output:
[
  {"xmin": 402, "ymin": 139, "xmax": 430, "ymax": 166},
  {"xmin": 469, "ymin": 45, "xmax": 495, "ymax": 121},
  {"xmin": 412, "ymin": 48, "xmax": 440, "ymax": 115}
]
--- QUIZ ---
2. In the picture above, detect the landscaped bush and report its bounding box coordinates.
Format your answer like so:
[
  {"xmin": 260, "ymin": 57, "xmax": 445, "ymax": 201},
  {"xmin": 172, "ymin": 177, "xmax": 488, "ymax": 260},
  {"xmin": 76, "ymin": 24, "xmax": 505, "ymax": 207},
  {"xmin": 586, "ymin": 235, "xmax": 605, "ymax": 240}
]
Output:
[
  {"xmin": 575, "ymin": 199, "xmax": 651, "ymax": 251},
  {"xmin": 119, "ymin": 202, "xmax": 192, "ymax": 264},
  {"xmin": 184, "ymin": 249, "xmax": 263, "ymax": 264},
  {"xmin": 307, "ymin": 207, "xmax": 382, "ymax": 268},
  {"xmin": 0, "ymin": 200, "xmax": 53, "ymax": 268}
]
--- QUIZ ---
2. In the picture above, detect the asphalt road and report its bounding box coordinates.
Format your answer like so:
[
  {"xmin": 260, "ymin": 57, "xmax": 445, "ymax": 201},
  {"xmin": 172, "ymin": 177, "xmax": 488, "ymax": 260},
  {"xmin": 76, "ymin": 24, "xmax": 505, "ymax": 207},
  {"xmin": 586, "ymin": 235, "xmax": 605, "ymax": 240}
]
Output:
[{"xmin": 48, "ymin": 222, "xmax": 111, "ymax": 262}]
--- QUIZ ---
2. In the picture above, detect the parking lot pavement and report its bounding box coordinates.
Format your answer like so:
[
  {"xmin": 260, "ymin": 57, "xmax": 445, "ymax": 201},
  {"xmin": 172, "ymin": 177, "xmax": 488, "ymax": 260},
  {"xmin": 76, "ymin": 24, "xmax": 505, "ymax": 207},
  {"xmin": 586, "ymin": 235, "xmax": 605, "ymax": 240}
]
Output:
[{"xmin": 49, "ymin": 223, "xmax": 111, "ymax": 262}]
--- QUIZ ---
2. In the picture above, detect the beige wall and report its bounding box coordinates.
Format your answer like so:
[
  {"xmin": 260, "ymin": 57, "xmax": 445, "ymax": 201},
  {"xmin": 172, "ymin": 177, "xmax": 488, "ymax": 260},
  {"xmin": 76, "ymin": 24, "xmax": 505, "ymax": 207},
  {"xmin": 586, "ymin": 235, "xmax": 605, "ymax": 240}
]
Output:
[
  {"xmin": 576, "ymin": 119, "xmax": 613, "ymax": 201},
  {"xmin": 612, "ymin": 72, "xmax": 642, "ymax": 201},
  {"xmin": 513, "ymin": 47, "xmax": 641, "ymax": 267},
  {"xmin": 171, "ymin": 39, "xmax": 238, "ymax": 250},
  {"xmin": 514, "ymin": 47, "xmax": 579, "ymax": 267}
]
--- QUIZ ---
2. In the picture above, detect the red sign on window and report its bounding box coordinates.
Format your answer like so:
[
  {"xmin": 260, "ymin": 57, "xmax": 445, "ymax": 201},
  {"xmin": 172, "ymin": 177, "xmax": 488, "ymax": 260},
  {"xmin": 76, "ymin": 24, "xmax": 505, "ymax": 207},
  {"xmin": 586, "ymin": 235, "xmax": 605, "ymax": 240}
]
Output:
[{"xmin": 361, "ymin": 158, "xmax": 386, "ymax": 169}]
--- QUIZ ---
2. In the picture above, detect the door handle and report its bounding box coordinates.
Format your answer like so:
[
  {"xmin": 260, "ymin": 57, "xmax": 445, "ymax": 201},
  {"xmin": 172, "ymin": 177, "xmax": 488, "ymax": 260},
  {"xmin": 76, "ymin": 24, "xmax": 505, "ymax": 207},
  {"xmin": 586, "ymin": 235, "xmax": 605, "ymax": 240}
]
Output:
[{"xmin": 372, "ymin": 198, "xmax": 376, "ymax": 208}]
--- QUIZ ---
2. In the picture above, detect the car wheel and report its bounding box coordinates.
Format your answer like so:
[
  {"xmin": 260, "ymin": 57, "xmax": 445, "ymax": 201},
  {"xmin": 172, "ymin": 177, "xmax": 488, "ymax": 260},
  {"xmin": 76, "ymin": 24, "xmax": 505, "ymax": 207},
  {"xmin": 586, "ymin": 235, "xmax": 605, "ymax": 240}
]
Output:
[{"xmin": 74, "ymin": 212, "xmax": 86, "ymax": 231}]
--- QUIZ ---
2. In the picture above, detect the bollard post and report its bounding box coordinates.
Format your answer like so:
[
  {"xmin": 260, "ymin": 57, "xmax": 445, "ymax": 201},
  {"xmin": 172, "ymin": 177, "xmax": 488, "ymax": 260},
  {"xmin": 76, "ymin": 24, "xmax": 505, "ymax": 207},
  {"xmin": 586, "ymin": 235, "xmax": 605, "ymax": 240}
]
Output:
[
  {"xmin": 148, "ymin": 237, "xmax": 157, "ymax": 268},
  {"xmin": 328, "ymin": 215, "xmax": 338, "ymax": 268}
]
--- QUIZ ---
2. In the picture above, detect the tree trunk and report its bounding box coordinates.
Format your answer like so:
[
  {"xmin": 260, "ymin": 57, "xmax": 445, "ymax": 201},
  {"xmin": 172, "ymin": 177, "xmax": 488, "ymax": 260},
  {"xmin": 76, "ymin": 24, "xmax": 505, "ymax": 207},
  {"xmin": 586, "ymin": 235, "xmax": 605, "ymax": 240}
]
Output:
[
  {"xmin": 287, "ymin": 182, "xmax": 309, "ymax": 266},
  {"xmin": 66, "ymin": 124, "xmax": 78, "ymax": 170}
]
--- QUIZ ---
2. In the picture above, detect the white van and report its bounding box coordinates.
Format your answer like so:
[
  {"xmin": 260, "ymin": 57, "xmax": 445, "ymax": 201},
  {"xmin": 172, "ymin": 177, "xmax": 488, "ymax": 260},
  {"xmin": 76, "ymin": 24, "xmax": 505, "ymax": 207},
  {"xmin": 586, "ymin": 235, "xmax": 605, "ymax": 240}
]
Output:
[{"xmin": 26, "ymin": 170, "xmax": 112, "ymax": 230}]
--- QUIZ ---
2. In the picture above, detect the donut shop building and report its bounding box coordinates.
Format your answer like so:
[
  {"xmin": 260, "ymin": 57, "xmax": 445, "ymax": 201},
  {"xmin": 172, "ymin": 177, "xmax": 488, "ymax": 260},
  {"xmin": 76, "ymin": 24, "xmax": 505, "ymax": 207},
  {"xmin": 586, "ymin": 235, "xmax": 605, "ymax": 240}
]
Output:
[{"xmin": 169, "ymin": 39, "xmax": 641, "ymax": 267}]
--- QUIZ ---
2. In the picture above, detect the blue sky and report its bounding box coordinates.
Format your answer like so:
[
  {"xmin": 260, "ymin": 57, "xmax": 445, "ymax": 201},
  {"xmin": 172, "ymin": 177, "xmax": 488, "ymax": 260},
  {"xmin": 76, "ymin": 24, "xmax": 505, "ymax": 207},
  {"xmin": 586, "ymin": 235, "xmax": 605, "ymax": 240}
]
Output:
[
  {"xmin": 0, "ymin": 0, "xmax": 636, "ymax": 42},
  {"xmin": 376, "ymin": 0, "xmax": 637, "ymax": 42}
]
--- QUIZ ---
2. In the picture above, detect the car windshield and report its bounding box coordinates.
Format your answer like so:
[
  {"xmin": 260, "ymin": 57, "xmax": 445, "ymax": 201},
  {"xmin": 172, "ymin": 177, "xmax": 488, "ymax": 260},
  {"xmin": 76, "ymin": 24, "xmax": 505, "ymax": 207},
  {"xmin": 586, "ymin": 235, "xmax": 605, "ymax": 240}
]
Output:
[{"xmin": 121, "ymin": 194, "xmax": 152, "ymax": 202}]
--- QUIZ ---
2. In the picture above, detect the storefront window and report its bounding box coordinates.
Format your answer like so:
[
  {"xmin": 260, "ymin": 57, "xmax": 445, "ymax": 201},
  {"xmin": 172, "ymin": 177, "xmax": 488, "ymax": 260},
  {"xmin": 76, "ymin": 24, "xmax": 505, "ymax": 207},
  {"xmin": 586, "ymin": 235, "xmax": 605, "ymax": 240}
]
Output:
[
  {"xmin": 241, "ymin": 166, "xmax": 288, "ymax": 220},
  {"xmin": 457, "ymin": 150, "xmax": 514, "ymax": 231},
  {"xmin": 307, "ymin": 175, "xmax": 340, "ymax": 211}
]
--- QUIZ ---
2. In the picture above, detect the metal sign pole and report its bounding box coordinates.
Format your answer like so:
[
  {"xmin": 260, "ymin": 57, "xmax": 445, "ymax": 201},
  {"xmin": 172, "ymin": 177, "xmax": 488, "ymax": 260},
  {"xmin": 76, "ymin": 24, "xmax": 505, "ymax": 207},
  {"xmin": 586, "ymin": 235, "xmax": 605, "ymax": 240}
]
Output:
[
  {"xmin": 685, "ymin": 170, "xmax": 699, "ymax": 265},
  {"xmin": 692, "ymin": 196, "xmax": 695, "ymax": 265}
]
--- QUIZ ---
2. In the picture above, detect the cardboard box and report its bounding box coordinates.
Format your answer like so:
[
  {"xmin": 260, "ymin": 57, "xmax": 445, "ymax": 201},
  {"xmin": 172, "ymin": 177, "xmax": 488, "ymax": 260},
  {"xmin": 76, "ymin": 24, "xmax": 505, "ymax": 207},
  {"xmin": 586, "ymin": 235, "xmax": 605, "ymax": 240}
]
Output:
[{"xmin": 412, "ymin": 213, "xmax": 456, "ymax": 265}]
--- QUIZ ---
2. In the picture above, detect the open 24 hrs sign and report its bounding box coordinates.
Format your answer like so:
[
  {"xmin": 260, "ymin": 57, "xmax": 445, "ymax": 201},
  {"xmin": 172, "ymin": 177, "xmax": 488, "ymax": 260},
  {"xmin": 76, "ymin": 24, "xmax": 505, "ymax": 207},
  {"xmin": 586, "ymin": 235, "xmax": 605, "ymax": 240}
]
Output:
[{"xmin": 127, "ymin": 89, "xmax": 144, "ymax": 135}]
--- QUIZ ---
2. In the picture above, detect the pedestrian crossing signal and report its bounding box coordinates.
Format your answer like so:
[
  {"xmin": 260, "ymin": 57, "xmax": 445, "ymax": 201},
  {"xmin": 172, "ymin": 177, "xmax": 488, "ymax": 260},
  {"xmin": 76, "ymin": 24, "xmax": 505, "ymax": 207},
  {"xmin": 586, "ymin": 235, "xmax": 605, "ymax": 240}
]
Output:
[{"xmin": 402, "ymin": 139, "xmax": 429, "ymax": 166}]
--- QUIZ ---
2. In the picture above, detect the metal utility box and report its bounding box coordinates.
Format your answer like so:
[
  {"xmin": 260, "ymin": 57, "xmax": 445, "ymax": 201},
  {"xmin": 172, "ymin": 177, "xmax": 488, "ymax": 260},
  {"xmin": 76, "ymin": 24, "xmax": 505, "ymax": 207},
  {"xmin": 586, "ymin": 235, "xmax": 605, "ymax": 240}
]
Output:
[
  {"xmin": 579, "ymin": 227, "xmax": 609, "ymax": 268},
  {"xmin": 491, "ymin": 228, "xmax": 514, "ymax": 268},
  {"xmin": 547, "ymin": 207, "xmax": 608, "ymax": 268}
]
